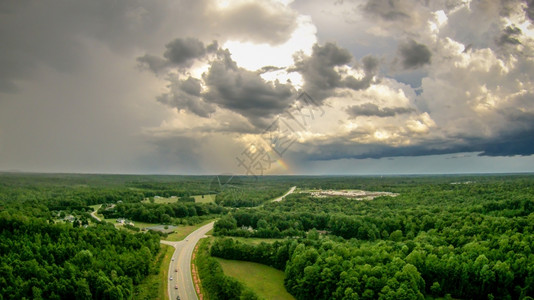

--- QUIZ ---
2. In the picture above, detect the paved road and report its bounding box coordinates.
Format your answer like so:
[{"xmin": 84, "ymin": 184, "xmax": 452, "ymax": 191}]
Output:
[
  {"xmin": 161, "ymin": 222, "xmax": 214, "ymax": 300},
  {"xmin": 272, "ymin": 186, "xmax": 296, "ymax": 202}
]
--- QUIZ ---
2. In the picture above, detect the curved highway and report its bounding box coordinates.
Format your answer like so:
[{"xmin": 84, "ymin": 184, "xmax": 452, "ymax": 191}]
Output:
[
  {"xmin": 160, "ymin": 187, "xmax": 293, "ymax": 299},
  {"xmin": 161, "ymin": 222, "xmax": 214, "ymax": 300}
]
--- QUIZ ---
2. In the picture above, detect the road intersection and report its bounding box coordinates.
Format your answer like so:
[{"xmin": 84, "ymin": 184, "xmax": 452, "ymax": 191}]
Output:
[
  {"xmin": 161, "ymin": 222, "xmax": 214, "ymax": 300},
  {"xmin": 159, "ymin": 186, "xmax": 293, "ymax": 299}
]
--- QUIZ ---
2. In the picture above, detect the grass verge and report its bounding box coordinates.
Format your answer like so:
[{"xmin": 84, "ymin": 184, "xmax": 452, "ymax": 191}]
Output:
[
  {"xmin": 216, "ymin": 258, "xmax": 295, "ymax": 300},
  {"xmin": 133, "ymin": 244, "xmax": 174, "ymax": 300},
  {"xmin": 191, "ymin": 242, "xmax": 207, "ymax": 299},
  {"xmin": 166, "ymin": 219, "xmax": 215, "ymax": 241}
]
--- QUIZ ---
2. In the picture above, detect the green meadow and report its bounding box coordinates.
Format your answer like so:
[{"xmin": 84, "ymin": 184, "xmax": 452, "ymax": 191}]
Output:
[{"xmin": 216, "ymin": 258, "xmax": 295, "ymax": 300}]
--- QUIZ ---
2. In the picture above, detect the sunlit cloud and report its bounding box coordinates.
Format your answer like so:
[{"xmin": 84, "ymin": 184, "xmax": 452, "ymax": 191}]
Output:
[
  {"xmin": 1, "ymin": 0, "xmax": 533, "ymax": 174},
  {"xmin": 224, "ymin": 15, "xmax": 316, "ymax": 70}
]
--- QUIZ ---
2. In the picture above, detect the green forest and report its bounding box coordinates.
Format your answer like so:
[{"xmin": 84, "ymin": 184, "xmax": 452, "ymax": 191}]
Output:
[
  {"xmin": 1, "ymin": 173, "xmax": 533, "ymax": 299},
  {"xmin": 208, "ymin": 175, "xmax": 534, "ymax": 300}
]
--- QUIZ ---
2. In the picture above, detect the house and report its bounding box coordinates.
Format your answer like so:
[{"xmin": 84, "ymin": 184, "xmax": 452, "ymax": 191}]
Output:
[{"xmin": 64, "ymin": 215, "xmax": 75, "ymax": 222}]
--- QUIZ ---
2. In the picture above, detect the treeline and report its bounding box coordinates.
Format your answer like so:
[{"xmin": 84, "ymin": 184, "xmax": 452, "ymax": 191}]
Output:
[
  {"xmin": 100, "ymin": 202, "xmax": 227, "ymax": 224},
  {"xmin": 0, "ymin": 173, "xmax": 220, "ymax": 213},
  {"xmin": 210, "ymin": 233, "xmax": 533, "ymax": 299},
  {"xmin": 195, "ymin": 239, "xmax": 259, "ymax": 300},
  {"xmin": 0, "ymin": 179, "xmax": 146, "ymax": 206},
  {"xmin": 0, "ymin": 173, "xmax": 299, "ymax": 212},
  {"xmin": 210, "ymin": 237, "xmax": 293, "ymax": 270},
  {"xmin": 0, "ymin": 212, "xmax": 161, "ymax": 299},
  {"xmin": 0, "ymin": 185, "xmax": 145, "ymax": 219}
]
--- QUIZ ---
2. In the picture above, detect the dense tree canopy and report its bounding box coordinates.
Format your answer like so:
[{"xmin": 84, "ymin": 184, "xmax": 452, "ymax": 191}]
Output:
[
  {"xmin": 0, "ymin": 212, "xmax": 160, "ymax": 299},
  {"xmin": 211, "ymin": 175, "xmax": 534, "ymax": 299}
]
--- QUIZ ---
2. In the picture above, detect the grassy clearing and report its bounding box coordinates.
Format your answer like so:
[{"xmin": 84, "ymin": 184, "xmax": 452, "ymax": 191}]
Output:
[
  {"xmin": 133, "ymin": 244, "xmax": 174, "ymax": 300},
  {"xmin": 165, "ymin": 219, "xmax": 214, "ymax": 241},
  {"xmin": 193, "ymin": 194, "xmax": 216, "ymax": 203},
  {"xmin": 216, "ymin": 258, "xmax": 295, "ymax": 300},
  {"xmin": 89, "ymin": 204, "xmax": 101, "ymax": 211},
  {"xmin": 142, "ymin": 197, "xmax": 179, "ymax": 204}
]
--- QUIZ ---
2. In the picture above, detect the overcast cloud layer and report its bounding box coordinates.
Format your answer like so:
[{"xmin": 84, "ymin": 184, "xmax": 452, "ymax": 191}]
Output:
[{"xmin": 1, "ymin": 0, "xmax": 534, "ymax": 175}]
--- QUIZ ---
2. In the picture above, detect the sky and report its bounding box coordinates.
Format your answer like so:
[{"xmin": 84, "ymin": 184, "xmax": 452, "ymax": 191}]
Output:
[{"xmin": 1, "ymin": 0, "xmax": 534, "ymax": 175}]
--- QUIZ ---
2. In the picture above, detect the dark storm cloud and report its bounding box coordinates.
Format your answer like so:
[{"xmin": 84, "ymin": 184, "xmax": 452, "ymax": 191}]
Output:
[
  {"xmin": 140, "ymin": 42, "xmax": 296, "ymax": 127},
  {"xmin": 299, "ymin": 122, "xmax": 534, "ymax": 161},
  {"xmin": 179, "ymin": 76, "xmax": 202, "ymax": 96},
  {"xmin": 257, "ymin": 66, "xmax": 286, "ymax": 74},
  {"xmin": 450, "ymin": 119, "xmax": 534, "ymax": 157},
  {"xmin": 343, "ymin": 55, "xmax": 381, "ymax": 90},
  {"xmin": 484, "ymin": 102, "xmax": 534, "ymax": 156},
  {"xmin": 346, "ymin": 103, "xmax": 414, "ymax": 118},
  {"xmin": 136, "ymin": 55, "xmax": 169, "ymax": 73},
  {"xmin": 163, "ymin": 38, "xmax": 208, "ymax": 66},
  {"xmin": 477, "ymin": 129, "xmax": 534, "ymax": 156},
  {"xmin": 497, "ymin": 25, "xmax": 522, "ymax": 45},
  {"xmin": 293, "ymin": 43, "xmax": 378, "ymax": 102},
  {"xmin": 202, "ymin": 50, "xmax": 295, "ymax": 127},
  {"xmin": 363, "ymin": 0, "xmax": 410, "ymax": 21},
  {"xmin": 398, "ymin": 39, "xmax": 431, "ymax": 69},
  {"xmin": 157, "ymin": 77, "xmax": 216, "ymax": 118},
  {"xmin": 292, "ymin": 42, "xmax": 351, "ymax": 96},
  {"xmin": 138, "ymin": 39, "xmax": 218, "ymax": 116},
  {"xmin": 362, "ymin": 55, "xmax": 380, "ymax": 74},
  {"xmin": 298, "ymin": 90, "xmax": 534, "ymax": 161},
  {"xmin": 297, "ymin": 139, "xmax": 473, "ymax": 161},
  {"xmin": 138, "ymin": 38, "xmax": 218, "ymax": 73},
  {"xmin": 298, "ymin": 141, "xmax": 465, "ymax": 161}
]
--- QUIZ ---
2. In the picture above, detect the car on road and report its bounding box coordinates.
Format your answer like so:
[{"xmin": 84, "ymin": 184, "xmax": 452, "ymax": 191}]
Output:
[
  {"xmin": 171, "ymin": 257, "xmax": 174, "ymax": 261},
  {"xmin": 175, "ymin": 268, "xmax": 178, "ymax": 272},
  {"xmin": 174, "ymin": 285, "xmax": 178, "ymax": 289},
  {"xmin": 169, "ymin": 276, "xmax": 173, "ymax": 280}
]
